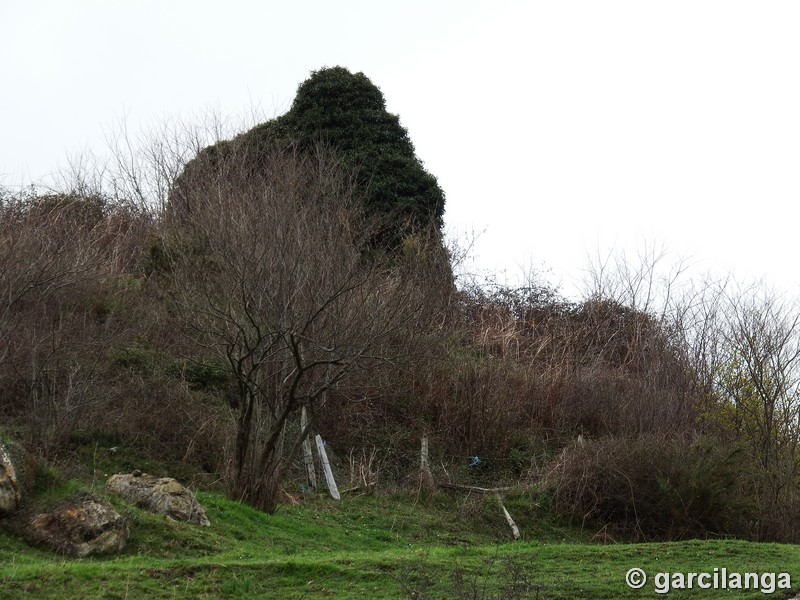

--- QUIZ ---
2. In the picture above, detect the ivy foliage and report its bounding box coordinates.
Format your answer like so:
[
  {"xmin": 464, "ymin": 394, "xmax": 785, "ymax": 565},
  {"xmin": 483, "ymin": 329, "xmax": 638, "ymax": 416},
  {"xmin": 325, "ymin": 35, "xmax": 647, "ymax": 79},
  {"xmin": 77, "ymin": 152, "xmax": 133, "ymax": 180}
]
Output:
[{"xmin": 174, "ymin": 67, "xmax": 445, "ymax": 250}]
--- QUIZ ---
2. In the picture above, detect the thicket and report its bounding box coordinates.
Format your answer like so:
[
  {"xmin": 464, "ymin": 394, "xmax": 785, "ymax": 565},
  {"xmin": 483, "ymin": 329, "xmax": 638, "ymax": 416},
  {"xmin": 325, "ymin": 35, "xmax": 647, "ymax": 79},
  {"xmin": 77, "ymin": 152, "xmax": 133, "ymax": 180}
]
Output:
[{"xmin": 3, "ymin": 69, "xmax": 800, "ymax": 541}]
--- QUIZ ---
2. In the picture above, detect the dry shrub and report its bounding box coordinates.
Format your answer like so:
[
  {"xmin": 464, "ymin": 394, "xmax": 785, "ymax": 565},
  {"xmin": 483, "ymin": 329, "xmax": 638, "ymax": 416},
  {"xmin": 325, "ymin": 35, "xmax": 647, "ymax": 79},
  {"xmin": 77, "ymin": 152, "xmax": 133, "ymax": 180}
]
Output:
[
  {"xmin": 0, "ymin": 190, "xmax": 154, "ymax": 455},
  {"xmin": 542, "ymin": 299, "xmax": 699, "ymax": 436},
  {"xmin": 319, "ymin": 281, "xmax": 706, "ymax": 486},
  {"xmin": 756, "ymin": 493, "xmax": 800, "ymax": 543},
  {"xmin": 80, "ymin": 373, "xmax": 232, "ymax": 471},
  {"xmin": 348, "ymin": 446, "xmax": 383, "ymax": 493},
  {"xmin": 542, "ymin": 434, "xmax": 752, "ymax": 541},
  {"xmin": 409, "ymin": 288, "xmax": 700, "ymax": 456},
  {"xmin": 421, "ymin": 357, "xmax": 541, "ymax": 455}
]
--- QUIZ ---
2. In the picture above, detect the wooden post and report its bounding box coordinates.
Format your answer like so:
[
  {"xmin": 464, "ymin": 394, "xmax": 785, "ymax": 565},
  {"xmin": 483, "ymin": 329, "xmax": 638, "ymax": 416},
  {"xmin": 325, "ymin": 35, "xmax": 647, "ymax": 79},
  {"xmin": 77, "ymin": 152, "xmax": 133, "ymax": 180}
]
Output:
[
  {"xmin": 315, "ymin": 434, "xmax": 340, "ymax": 500},
  {"xmin": 419, "ymin": 436, "xmax": 434, "ymax": 490},
  {"xmin": 301, "ymin": 407, "xmax": 317, "ymax": 490}
]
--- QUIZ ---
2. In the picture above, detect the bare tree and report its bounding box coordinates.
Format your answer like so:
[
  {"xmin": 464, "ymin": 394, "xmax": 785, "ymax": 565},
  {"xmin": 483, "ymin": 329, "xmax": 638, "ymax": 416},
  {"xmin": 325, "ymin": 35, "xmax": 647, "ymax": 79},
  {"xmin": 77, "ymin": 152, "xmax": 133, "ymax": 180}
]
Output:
[
  {"xmin": 583, "ymin": 239, "xmax": 692, "ymax": 321},
  {"xmin": 103, "ymin": 108, "xmax": 253, "ymax": 215},
  {"xmin": 161, "ymin": 140, "xmax": 431, "ymax": 512},
  {"xmin": 714, "ymin": 286, "xmax": 800, "ymax": 520}
]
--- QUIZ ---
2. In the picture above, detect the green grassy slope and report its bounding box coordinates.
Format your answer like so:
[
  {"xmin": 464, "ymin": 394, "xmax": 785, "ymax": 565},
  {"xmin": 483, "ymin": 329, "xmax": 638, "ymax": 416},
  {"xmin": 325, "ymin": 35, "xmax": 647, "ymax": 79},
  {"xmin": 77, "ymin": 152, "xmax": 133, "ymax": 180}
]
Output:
[{"xmin": 2, "ymin": 487, "xmax": 800, "ymax": 599}]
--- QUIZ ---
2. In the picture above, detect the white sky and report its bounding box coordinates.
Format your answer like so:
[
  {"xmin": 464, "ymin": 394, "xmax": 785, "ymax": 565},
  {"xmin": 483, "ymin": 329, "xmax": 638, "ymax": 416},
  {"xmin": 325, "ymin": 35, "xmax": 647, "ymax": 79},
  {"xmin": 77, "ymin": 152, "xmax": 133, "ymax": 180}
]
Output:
[{"xmin": 2, "ymin": 1, "xmax": 799, "ymax": 297}]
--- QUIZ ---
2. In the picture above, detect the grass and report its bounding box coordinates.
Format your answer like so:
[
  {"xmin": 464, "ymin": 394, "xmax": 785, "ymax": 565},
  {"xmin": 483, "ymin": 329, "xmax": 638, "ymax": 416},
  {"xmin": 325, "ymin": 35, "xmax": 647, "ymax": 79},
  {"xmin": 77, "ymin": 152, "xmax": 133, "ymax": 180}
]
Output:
[{"xmin": 2, "ymin": 445, "xmax": 800, "ymax": 598}]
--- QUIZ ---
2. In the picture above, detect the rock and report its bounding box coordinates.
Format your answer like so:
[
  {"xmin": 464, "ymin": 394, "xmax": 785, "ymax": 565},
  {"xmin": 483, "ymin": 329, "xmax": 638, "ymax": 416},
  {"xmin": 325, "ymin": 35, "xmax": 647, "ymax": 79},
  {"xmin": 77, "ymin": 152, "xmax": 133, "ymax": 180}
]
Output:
[
  {"xmin": 0, "ymin": 438, "xmax": 35, "ymax": 517},
  {"xmin": 106, "ymin": 472, "xmax": 210, "ymax": 526},
  {"xmin": 29, "ymin": 494, "xmax": 129, "ymax": 557}
]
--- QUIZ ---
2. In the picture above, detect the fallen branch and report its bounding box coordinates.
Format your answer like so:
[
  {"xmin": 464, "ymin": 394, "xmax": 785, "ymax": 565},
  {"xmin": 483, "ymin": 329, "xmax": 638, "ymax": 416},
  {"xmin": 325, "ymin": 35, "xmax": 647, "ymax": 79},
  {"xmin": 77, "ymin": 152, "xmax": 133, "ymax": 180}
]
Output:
[
  {"xmin": 438, "ymin": 482, "xmax": 517, "ymax": 494},
  {"xmin": 437, "ymin": 482, "xmax": 522, "ymax": 540},
  {"xmin": 495, "ymin": 493, "xmax": 521, "ymax": 540}
]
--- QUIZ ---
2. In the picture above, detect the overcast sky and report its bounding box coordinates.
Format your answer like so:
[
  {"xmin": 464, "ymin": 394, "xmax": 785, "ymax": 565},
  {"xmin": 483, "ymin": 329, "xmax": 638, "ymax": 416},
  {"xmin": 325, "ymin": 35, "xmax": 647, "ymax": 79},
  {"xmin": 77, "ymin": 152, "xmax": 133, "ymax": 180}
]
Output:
[{"xmin": 2, "ymin": 1, "xmax": 799, "ymax": 297}]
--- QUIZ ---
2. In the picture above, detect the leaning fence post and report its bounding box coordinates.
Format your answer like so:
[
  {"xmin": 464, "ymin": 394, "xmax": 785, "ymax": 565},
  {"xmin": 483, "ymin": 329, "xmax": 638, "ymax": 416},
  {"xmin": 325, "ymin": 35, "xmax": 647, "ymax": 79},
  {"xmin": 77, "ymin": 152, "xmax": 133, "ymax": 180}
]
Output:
[{"xmin": 315, "ymin": 434, "xmax": 340, "ymax": 500}]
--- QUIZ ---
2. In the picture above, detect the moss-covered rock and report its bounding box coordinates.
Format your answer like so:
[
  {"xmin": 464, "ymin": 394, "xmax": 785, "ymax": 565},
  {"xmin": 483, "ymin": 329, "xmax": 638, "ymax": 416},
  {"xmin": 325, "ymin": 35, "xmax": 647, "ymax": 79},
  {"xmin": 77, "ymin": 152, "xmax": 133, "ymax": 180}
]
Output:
[
  {"xmin": 0, "ymin": 437, "xmax": 35, "ymax": 517},
  {"xmin": 107, "ymin": 471, "xmax": 210, "ymax": 526},
  {"xmin": 28, "ymin": 492, "xmax": 129, "ymax": 557}
]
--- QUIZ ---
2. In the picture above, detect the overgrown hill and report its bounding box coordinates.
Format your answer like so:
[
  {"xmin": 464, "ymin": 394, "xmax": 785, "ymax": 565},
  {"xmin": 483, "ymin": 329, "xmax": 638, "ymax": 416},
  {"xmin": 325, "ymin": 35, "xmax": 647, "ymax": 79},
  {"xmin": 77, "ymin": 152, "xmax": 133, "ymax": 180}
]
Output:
[{"xmin": 2, "ymin": 65, "xmax": 800, "ymax": 558}]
